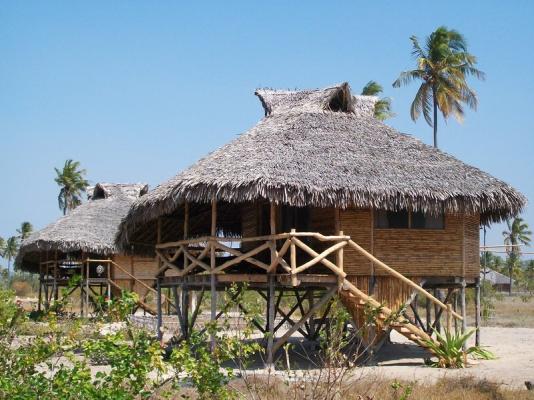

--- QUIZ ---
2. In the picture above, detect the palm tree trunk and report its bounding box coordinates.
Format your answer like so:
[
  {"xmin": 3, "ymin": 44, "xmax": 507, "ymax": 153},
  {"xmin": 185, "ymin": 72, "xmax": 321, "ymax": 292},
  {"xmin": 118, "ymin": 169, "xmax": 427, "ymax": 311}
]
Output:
[
  {"xmin": 432, "ymin": 86, "xmax": 438, "ymax": 148},
  {"xmin": 509, "ymin": 264, "xmax": 513, "ymax": 296}
]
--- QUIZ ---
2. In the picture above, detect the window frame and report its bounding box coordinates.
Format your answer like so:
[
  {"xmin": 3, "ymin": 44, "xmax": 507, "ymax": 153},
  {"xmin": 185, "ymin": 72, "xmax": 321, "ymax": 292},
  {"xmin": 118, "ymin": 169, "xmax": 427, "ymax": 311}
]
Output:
[{"xmin": 374, "ymin": 209, "xmax": 445, "ymax": 230}]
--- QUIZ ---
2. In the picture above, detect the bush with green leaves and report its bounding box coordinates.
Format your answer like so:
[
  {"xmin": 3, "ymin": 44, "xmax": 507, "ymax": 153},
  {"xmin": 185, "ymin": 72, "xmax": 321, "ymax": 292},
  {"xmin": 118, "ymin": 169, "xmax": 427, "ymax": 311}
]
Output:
[
  {"xmin": 423, "ymin": 328, "xmax": 495, "ymax": 368},
  {"xmin": 0, "ymin": 288, "xmax": 166, "ymax": 399}
]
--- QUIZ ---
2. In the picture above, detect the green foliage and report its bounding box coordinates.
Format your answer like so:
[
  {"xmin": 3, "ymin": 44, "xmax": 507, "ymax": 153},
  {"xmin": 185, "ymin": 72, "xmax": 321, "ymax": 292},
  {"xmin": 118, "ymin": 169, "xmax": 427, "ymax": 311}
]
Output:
[
  {"xmin": 169, "ymin": 284, "xmax": 261, "ymax": 399},
  {"xmin": 361, "ymin": 80, "xmax": 395, "ymax": 121},
  {"xmin": 423, "ymin": 328, "xmax": 495, "ymax": 368},
  {"xmin": 393, "ymin": 26, "xmax": 484, "ymax": 147},
  {"xmin": 54, "ymin": 159, "xmax": 90, "ymax": 215},
  {"xmin": 0, "ymin": 289, "xmax": 166, "ymax": 399},
  {"xmin": 391, "ymin": 380, "xmax": 413, "ymax": 400}
]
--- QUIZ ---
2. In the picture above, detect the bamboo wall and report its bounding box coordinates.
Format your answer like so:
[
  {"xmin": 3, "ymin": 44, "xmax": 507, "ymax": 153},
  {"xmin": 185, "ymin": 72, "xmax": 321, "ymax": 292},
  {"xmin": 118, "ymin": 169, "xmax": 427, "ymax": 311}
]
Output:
[
  {"xmin": 340, "ymin": 208, "xmax": 480, "ymax": 278},
  {"xmin": 112, "ymin": 254, "xmax": 159, "ymax": 299},
  {"xmin": 238, "ymin": 203, "xmax": 480, "ymax": 279}
]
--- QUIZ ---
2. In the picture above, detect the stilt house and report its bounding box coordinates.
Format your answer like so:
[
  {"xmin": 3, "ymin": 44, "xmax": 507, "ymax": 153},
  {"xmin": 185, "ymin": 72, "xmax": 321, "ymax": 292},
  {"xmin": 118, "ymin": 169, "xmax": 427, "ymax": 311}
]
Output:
[
  {"xmin": 17, "ymin": 183, "xmax": 163, "ymax": 315},
  {"xmin": 116, "ymin": 83, "xmax": 525, "ymax": 361}
]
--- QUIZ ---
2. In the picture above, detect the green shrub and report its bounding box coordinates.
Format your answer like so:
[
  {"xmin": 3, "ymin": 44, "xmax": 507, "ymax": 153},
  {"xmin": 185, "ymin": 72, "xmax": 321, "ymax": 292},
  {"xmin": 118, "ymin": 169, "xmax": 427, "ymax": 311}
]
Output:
[{"xmin": 423, "ymin": 328, "xmax": 495, "ymax": 368}]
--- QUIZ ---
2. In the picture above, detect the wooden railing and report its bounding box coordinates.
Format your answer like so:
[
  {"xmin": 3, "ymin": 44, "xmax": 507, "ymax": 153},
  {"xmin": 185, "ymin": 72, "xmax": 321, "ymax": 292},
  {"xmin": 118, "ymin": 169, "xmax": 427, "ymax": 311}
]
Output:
[
  {"xmin": 155, "ymin": 230, "xmax": 462, "ymax": 325},
  {"xmin": 84, "ymin": 258, "xmax": 172, "ymax": 310}
]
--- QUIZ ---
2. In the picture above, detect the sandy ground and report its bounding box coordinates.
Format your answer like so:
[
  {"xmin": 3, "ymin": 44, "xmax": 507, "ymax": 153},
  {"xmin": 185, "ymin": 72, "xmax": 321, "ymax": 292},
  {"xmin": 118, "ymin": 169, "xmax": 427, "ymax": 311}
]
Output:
[{"xmin": 358, "ymin": 327, "xmax": 534, "ymax": 389}]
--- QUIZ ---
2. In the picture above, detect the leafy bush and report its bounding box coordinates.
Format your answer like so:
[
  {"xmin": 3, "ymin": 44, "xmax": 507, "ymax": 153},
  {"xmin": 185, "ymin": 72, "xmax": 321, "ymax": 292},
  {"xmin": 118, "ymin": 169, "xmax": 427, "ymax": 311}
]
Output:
[{"xmin": 423, "ymin": 328, "xmax": 495, "ymax": 368}]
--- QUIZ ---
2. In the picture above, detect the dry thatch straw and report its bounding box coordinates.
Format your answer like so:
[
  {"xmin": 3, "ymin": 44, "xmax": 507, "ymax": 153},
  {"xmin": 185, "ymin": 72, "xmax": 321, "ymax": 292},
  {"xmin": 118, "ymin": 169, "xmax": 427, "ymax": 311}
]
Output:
[
  {"xmin": 116, "ymin": 83, "xmax": 525, "ymax": 249},
  {"xmin": 17, "ymin": 183, "xmax": 148, "ymax": 273}
]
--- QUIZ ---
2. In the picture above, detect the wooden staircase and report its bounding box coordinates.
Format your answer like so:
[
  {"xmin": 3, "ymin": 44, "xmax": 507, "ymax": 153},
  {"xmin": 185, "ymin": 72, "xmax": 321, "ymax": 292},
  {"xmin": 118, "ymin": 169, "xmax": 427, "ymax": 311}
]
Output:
[
  {"xmin": 336, "ymin": 240, "xmax": 463, "ymax": 354},
  {"xmin": 339, "ymin": 279, "xmax": 433, "ymax": 351}
]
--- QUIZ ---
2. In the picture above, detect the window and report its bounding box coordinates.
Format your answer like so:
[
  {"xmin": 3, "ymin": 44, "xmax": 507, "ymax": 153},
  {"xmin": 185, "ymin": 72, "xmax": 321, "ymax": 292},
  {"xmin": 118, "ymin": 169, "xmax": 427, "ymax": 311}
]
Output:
[{"xmin": 375, "ymin": 210, "xmax": 444, "ymax": 229}]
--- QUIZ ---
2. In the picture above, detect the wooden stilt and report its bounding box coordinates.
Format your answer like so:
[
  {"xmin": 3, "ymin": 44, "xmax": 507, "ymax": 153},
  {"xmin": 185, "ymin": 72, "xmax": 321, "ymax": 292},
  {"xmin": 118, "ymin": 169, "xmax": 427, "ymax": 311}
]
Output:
[
  {"xmin": 460, "ymin": 279, "xmax": 467, "ymax": 349},
  {"xmin": 266, "ymin": 274, "xmax": 275, "ymax": 367},
  {"xmin": 453, "ymin": 291, "xmax": 458, "ymax": 333},
  {"xmin": 210, "ymin": 198, "xmax": 217, "ymax": 350},
  {"xmin": 182, "ymin": 284, "xmax": 190, "ymax": 339},
  {"xmin": 475, "ymin": 278, "xmax": 481, "ymax": 346},
  {"xmin": 157, "ymin": 278, "xmax": 163, "ymax": 342},
  {"xmin": 37, "ymin": 262, "xmax": 43, "ymax": 312}
]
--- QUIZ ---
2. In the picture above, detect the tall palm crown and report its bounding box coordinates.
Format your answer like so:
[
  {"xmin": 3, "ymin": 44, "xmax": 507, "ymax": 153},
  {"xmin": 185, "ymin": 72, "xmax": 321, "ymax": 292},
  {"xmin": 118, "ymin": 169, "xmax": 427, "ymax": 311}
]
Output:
[
  {"xmin": 3, "ymin": 236, "xmax": 18, "ymax": 278},
  {"xmin": 502, "ymin": 217, "xmax": 532, "ymax": 294},
  {"xmin": 361, "ymin": 81, "xmax": 394, "ymax": 121},
  {"xmin": 393, "ymin": 26, "xmax": 485, "ymax": 148},
  {"xmin": 17, "ymin": 222, "xmax": 33, "ymax": 240},
  {"xmin": 54, "ymin": 159, "xmax": 89, "ymax": 215}
]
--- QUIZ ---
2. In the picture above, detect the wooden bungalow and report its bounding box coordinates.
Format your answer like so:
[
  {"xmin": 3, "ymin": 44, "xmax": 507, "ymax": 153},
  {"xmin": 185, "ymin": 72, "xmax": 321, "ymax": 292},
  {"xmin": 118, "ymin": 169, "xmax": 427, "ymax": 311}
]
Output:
[
  {"xmin": 116, "ymin": 83, "xmax": 525, "ymax": 363},
  {"xmin": 16, "ymin": 183, "xmax": 166, "ymax": 315}
]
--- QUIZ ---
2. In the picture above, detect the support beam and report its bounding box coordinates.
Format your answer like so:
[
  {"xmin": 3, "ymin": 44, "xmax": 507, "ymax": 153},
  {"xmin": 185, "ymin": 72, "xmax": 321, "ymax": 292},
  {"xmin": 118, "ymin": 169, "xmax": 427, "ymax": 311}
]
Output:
[
  {"xmin": 273, "ymin": 286, "xmax": 337, "ymax": 353},
  {"xmin": 157, "ymin": 278, "xmax": 163, "ymax": 342},
  {"xmin": 475, "ymin": 278, "xmax": 481, "ymax": 346},
  {"xmin": 460, "ymin": 278, "xmax": 467, "ymax": 349},
  {"xmin": 266, "ymin": 275, "xmax": 276, "ymax": 367},
  {"xmin": 210, "ymin": 198, "xmax": 217, "ymax": 350}
]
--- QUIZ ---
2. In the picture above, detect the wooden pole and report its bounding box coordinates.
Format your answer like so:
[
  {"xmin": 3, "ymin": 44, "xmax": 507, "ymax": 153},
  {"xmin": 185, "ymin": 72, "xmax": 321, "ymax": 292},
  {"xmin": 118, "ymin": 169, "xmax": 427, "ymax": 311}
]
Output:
[
  {"xmin": 156, "ymin": 278, "xmax": 163, "ymax": 342},
  {"xmin": 53, "ymin": 251, "xmax": 59, "ymax": 301},
  {"xmin": 475, "ymin": 278, "xmax": 481, "ymax": 346},
  {"xmin": 426, "ymin": 296, "xmax": 431, "ymax": 333},
  {"xmin": 182, "ymin": 283, "xmax": 190, "ymax": 339},
  {"xmin": 270, "ymin": 202, "xmax": 276, "ymax": 269},
  {"xmin": 460, "ymin": 279, "xmax": 467, "ymax": 349},
  {"xmin": 80, "ymin": 253, "xmax": 84, "ymax": 318},
  {"xmin": 336, "ymin": 230, "xmax": 344, "ymax": 287},
  {"xmin": 266, "ymin": 274, "xmax": 275, "ymax": 367},
  {"xmin": 210, "ymin": 198, "xmax": 217, "ymax": 350},
  {"xmin": 86, "ymin": 260, "xmax": 90, "ymax": 317},
  {"xmin": 37, "ymin": 260, "xmax": 43, "ymax": 312},
  {"xmin": 290, "ymin": 229, "xmax": 297, "ymax": 286}
]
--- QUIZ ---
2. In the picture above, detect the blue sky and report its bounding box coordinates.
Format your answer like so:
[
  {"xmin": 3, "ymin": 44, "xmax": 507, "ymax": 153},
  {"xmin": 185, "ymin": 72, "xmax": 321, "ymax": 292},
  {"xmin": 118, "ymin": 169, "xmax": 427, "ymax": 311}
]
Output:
[{"xmin": 1, "ymin": 1, "xmax": 533, "ymax": 264}]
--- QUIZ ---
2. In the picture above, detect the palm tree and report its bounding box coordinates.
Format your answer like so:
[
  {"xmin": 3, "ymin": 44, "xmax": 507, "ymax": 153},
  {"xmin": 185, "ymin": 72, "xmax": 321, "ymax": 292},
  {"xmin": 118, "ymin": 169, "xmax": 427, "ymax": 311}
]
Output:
[
  {"xmin": 361, "ymin": 81, "xmax": 394, "ymax": 121},
  {"xmin": 503, "ymin": 217, "xmax": 532, "ymax": 295},
  {"xmin": 393, "ymin": 26, "xmax": 485, "ymax": 148},
  {"xmin": 54, "ymin": 159, "xmax": 89, "ymax": 215},
  {"xmin": 17, "ymin": 221, "xmax": 33, "ymax": 240},
  {"xmin": 3, "ymin": 236, "xmax": 18, "ymax": 279}
]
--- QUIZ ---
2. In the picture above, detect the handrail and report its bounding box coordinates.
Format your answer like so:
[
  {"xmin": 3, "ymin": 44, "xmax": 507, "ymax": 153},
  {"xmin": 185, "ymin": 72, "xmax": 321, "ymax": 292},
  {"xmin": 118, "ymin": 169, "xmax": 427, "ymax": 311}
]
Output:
[
  {"xmin": 83, "ymin": 258, "xmax": 171, "ymax": 307},
  {"xmin": 153, "ymin": 231, "xmax": 462, "ymax": 321},
  {"xmin": 346, "ymin": 240, "xmax": 463, "ymax": 321},
  {"xmin": 155, "ymin": 232, "xmax": 351, "ymax": 249}
]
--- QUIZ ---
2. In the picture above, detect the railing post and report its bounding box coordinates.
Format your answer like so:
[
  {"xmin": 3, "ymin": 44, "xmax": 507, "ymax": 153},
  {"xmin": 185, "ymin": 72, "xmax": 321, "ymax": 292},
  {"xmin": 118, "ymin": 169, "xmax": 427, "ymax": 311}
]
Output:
[
  {"xmin": 290, "ymin": 229, "xmax": 297, "ymax": 286},
  {"xmin": 270, "ymin": 202, "xmax": 276, "ymax": 272},
  {"xmin": 210, "ymin": 198, "xmax": 217, "ymax": 350},
  {"xmin": 447, "ymin": 303, "xmax": 453, "ymax": 333},
  {"xmin": 336, "ymin": 230, "xmax": 344, "ymax": 287}
]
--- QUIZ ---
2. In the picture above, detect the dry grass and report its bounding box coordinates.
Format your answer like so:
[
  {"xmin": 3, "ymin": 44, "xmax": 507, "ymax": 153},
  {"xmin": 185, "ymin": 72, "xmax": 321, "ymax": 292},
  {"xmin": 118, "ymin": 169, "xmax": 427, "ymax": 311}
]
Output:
[
  {"xmin": 471, "ymin": 294, "xmax": 534, "ymax": 328},
  {"xmin": 158, "ymin": 376, "xmax": 534, "ymax": 399}
]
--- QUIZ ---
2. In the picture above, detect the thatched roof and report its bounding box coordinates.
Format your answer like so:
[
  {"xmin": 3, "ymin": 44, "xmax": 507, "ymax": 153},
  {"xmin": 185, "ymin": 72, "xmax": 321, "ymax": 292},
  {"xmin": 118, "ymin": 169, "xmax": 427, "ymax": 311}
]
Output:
[
  {"xmin": 117, "ymin": 83, "xmax": 525, "ymax": 248},
  {"xmin": 17, "ymin": 183, "xmax": 148, "ymax": 272},
  {"xmin": 481, "ymin": 268, "xmax": 513, "ymax": 286}
]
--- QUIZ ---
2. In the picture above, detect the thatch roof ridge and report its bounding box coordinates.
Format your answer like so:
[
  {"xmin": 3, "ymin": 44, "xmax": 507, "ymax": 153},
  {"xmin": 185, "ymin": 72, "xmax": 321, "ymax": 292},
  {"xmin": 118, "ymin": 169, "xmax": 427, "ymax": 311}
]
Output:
[
  {"xmin": 17, "ymin": 183, "xmax": 148, "ymax": 272},
  {"xmin": 116, "ymin": 83, "xmax": 525, "ymax": 249}
]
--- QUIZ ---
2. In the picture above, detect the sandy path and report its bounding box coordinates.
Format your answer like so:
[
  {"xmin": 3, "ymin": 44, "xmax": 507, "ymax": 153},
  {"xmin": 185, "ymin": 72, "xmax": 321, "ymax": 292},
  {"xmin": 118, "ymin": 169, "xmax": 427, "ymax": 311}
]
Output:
[{"xmin": 358, "ymin": 327, "xmax": 534, "ymax": 388}]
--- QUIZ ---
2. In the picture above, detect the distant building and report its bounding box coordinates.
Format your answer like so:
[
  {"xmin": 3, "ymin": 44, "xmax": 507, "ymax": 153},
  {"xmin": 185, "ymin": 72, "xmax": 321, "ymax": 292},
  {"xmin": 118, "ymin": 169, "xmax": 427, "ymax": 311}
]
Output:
[{"xmin": 481, "ymin": 268, "xmax": 514, "ymax": 292}]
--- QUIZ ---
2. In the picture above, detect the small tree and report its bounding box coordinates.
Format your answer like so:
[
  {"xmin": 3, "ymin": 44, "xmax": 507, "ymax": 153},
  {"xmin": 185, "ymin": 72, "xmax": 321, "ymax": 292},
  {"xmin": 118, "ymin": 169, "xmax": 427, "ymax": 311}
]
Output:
[
  {"xmin": 503, "ymin": 217, "xmax": 531, "ymax": 295},
  {"xmin": 54, "ymin": 159, "xmax": 89, "ymax": 215}
]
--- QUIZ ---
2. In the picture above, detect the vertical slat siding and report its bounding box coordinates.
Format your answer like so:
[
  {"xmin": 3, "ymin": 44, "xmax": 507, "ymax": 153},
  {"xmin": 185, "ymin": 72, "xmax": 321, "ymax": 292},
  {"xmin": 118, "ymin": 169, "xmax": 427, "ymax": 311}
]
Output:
[
  {"xmin": 241, "ymin": 202, "xmax": 259, "ymax": 251},
  {"xmin": 340, "ymin": 208, "xmax": 373, "ymax": 274},
  {"xmin": 111, "ymin": 255, "xmax": 159, "ymax": 298},
  {"xmin": 464, "ymin": 214, "xmax": 480, "ymax": 278}
]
